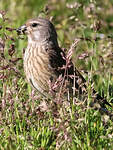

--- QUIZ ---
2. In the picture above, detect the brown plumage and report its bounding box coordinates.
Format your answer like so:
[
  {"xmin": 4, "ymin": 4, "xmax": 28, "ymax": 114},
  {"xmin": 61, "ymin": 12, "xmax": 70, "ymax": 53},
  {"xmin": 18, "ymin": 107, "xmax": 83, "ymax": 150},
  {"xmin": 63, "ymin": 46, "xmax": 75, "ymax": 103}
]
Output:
[{"xmin": 17, "ymin": 17, "xmax": 111, "ymax": 108}]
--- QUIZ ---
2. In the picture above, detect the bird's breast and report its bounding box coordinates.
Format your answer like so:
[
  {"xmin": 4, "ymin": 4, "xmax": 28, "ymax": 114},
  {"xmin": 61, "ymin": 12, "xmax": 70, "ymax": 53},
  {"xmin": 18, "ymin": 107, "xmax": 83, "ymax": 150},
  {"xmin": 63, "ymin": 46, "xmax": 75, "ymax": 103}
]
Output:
[{"xmin": 24, "ymin": 43, "xmax": 57, "ymax": 94}]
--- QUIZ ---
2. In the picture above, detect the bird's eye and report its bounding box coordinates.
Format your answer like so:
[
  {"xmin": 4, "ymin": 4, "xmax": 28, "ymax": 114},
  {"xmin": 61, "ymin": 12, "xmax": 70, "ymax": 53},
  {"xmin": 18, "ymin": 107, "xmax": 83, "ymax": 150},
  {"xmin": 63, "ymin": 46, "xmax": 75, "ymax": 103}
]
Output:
[{"xmin": 32, "ymin": 23, "xmax": 38, "ymax": 27}]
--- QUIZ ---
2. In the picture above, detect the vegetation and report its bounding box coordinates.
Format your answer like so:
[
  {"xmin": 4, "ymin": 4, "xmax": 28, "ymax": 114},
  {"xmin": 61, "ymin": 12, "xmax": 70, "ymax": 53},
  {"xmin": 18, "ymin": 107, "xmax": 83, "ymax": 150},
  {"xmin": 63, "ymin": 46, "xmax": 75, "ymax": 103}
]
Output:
[{"xmin": 0, "ymin": 0, "xmax": 113, "ymax": 149}]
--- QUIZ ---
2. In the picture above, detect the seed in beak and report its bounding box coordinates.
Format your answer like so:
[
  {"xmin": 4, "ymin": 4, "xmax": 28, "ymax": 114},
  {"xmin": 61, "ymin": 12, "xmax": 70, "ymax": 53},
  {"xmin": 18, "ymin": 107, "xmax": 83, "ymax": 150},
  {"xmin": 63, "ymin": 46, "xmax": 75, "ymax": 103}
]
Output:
[{"xmin": 16, "ymin": 25, "xmax": 27, "ymax": 35}]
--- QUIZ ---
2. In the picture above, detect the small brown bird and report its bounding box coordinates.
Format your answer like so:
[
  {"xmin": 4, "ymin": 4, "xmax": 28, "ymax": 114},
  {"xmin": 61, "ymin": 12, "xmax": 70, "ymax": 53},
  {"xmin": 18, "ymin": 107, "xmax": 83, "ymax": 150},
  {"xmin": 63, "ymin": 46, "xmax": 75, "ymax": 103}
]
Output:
[{"xmin": 17, "ymin": 17, "xmax": 111, "ymax": 108}]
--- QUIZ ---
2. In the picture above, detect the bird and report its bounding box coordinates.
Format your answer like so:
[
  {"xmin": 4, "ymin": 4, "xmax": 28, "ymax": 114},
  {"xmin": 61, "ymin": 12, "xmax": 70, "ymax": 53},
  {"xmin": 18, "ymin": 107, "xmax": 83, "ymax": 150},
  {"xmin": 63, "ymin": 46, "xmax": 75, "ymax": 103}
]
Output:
[{"xmin": 16, "ymin": 17, "xmax": 111, "ymax": 108}]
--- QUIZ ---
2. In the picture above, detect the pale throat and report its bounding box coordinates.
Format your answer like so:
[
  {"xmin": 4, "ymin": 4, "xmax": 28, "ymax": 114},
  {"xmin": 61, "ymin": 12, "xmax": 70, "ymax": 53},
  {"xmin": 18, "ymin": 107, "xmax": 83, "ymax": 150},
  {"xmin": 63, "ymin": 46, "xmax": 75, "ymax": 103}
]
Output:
[
  {"xmin": 28, "ymin": 34, "xmax": 49, "ymax": 46},
  {"xmin": 27, "ymin": 32, "xmax": 59, "ymax": 49},
  {"xmin": 26, "ymin": 37, "xmax": 48, "ymax": 56}
]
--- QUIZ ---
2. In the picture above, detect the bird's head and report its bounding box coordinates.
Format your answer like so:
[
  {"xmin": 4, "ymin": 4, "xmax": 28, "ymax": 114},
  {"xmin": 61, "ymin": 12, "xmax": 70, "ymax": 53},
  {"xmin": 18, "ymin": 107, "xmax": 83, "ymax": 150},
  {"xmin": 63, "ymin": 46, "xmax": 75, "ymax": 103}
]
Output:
[{"xmin": 17, "ymin": 18, "xmax": 58, "ymax": 46}]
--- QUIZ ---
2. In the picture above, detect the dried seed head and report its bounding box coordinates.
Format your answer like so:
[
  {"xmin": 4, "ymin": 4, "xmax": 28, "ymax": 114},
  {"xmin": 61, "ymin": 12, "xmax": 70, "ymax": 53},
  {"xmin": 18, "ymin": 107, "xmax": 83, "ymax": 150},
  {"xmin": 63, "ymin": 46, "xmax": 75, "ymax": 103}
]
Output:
[
  {"xmin": 8, "ymin": 43, "xmax": 15, "ymax": 57},
  {"xmin": 0, "ymin": 38, "xmax": 5, "ymax": 58}
]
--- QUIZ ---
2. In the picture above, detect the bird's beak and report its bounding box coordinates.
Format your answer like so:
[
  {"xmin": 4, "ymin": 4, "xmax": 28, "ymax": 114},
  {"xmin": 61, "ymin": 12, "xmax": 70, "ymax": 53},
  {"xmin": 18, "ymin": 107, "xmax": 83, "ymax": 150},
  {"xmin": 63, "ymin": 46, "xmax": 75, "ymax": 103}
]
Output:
[{"xmin": 16, "ymin": 24, "xmax": 27, "ymax": 35}]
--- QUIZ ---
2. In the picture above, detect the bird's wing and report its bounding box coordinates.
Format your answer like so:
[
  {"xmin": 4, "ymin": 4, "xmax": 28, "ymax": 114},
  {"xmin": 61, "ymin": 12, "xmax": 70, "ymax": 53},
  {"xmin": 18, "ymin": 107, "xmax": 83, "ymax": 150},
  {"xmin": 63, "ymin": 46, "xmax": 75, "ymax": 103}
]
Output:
[{"xmin": 48, "ymin": 46, "xmax": 111, "ymax": 107}]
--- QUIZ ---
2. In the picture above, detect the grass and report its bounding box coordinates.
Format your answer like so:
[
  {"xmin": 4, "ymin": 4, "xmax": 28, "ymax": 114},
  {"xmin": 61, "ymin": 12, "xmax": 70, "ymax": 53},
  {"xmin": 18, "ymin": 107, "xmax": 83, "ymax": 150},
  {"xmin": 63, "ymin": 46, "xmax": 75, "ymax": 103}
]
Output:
[{"xmin": 0, "ymin": 0, "xmax": 113, "ymax": 149}]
